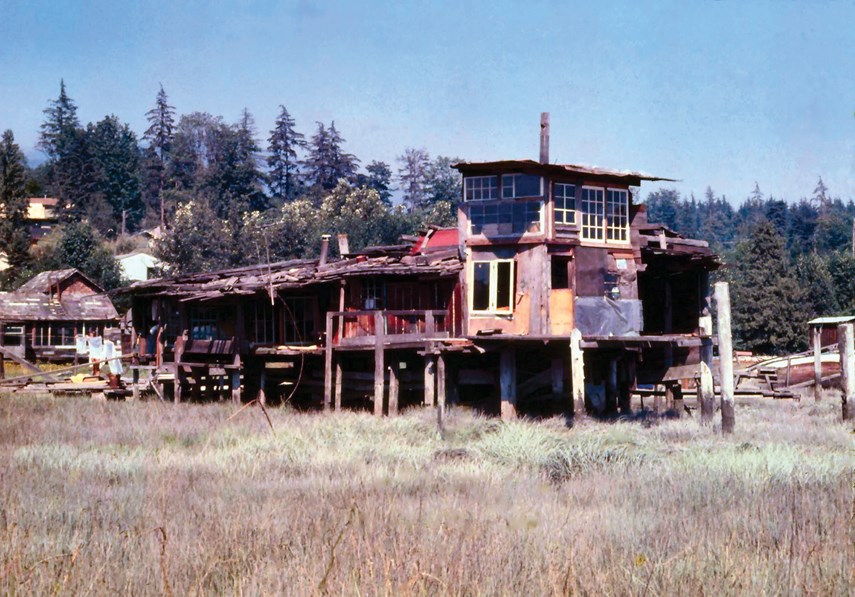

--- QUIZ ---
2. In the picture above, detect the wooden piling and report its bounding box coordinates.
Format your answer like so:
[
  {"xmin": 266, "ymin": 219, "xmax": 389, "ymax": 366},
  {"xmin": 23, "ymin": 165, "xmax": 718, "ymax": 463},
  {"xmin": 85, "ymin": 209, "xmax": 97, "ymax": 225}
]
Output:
[
  {"xmin": 258, "ymin": 367, "xmax": 267, "ymax": 406},
  {"xmin": 812, "ymin": 325, "xmax": 822, "ymax": 402},
  {"xmin": 837, "ymin": 323, "xmax": 855, "ymax": 421},
  {"xmin": 388, "ymin": 361, "xmax": 399, "ymax": 416},
  {"xmin": 699, "ymin": 361, "xmax": 715, "ymax": 424},
  {"xmin": 437, "ymin": 353, "xmax": 447, "ymax": 428},
  {"xmin": 424, "ymin": 354, "xmax": 436, "ymax": 407},
  {"xmin": 714, "ymin": 282, "xmax": 735, "ymax": 433},
  {"xmin": 500, "ymin": 347, "xmax": 517, "ymax": 420},
  {"xmin": 374, "ymin": 311, "xmax": 385, "ymax": 416},
  {"xmin": 324, "ymin": 314, "xmax": 334, "ymax": 411},
  {"xmin": 230, "ymin": 354, "xmax": 242, "ymax": 404},
  {"xmin": 569, "ymin": 329, "xmax": 586, "ymax": 418},
  {"xmin": 334, "ymin": 357, "xmax": 343, "ymax": 411}
]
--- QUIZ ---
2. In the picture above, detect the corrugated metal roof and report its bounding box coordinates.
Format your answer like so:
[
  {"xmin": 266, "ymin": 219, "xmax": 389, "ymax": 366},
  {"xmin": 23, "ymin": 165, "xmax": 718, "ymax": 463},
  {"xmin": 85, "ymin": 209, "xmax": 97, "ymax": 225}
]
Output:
[
  {"xmin": 807, "ymin": 315, "xmax": 855, "ymax": 325},
  {"xmin": 0, "ymin": 292, "xmax": 118, "ymax": 321},
  {"xmin": 452, "ymin": 159, "xmax": 676, "ymax": 184}
]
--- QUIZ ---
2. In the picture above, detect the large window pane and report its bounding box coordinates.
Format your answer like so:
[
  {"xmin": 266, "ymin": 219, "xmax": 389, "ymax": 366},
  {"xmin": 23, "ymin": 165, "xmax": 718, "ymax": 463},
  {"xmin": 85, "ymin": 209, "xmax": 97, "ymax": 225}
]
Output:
[
  {"xmin": 502, "ymin": 174, "xmax": 542, "ymax": 198},
  {"xmin": 473, "ymin": 263, "xmax": 490, "ymax": 311},
  {"xmin": 495, "ymin": 262, "xmax": 512, "ymax": 310}
]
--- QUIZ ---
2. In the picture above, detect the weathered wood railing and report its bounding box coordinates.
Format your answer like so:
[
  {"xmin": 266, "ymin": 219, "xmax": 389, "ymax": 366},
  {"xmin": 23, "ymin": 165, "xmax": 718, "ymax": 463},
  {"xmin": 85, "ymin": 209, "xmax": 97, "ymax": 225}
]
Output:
[{"xmin": 326, "ymin": 310, "xmax": 451, "ymax": 347}]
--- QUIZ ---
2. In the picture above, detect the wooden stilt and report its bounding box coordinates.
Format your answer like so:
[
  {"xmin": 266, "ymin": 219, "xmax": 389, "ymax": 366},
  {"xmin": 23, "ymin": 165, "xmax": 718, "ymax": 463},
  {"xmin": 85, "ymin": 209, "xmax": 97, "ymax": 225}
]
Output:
[
  {"xmin": 667, "ymin": 383, "xmax": 683, "ymax": 418},
  {"xmin": 619, "ymin": 357, "xmax": 634, "ymax": 415},
  {"xmin": 334, "ymin": 357, "xmax": 343, "ymax": 411},
  {"xmin": 551, "ymin": 355, "xmax": 564, "ymax": 403},
  {"xmin": 653, "ymin": 384, "xmax": 663, "ymax": 414},
  {"xmin": 837, "ymin": 323, "xmax": 855, "ymax": 421},
  {"xmin": 606, "ymin": 357, "xmax": 618, "ymax": 415},
  {"xmin": 324, "ymin": 314, "xmax": 334, "ymax": 411},
  {"xmin": 699, "ymin": 361, "xmax": 715, "ymax": 424},
  {"xmin": 812, "ymin": 325, "xmax": 822, "ymax": 402},
  {"xmin": 500, "ymin": 347, "xmax": 517, "ymax": 420},
  {"xmin": 388, "ymin": 361, "xmax": 399, "ymax": 416},
  {"xmin": 570, "ymin": 329, "xmax": 586, "ymax": 418},
  {"xmin": 714, "ymin": 282, "xmax": 735, "ymax": 433},
  {"xmin": 258, "ymin": 366, "xmax": 267, "ymax": 406},
  {"xmin": 424, "ymin": 354, "xmax": 436, "ymax": 407},
  {"xmin": 374, "ymin": 311, "xmax": 385, "ymax": 416},
  {"xmin": 231, "ymin": 355, "xmax": 242, "ymax": 404},
  {"xmin": 437, "ymin": 353, "xmax": 447, "ymax": 429}
]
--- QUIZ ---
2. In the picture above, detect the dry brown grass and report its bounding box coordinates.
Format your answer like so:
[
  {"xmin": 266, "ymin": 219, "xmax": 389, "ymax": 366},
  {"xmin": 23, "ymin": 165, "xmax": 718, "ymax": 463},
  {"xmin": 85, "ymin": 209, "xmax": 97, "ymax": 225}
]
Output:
[{"xmin": 0, "ymin": 392, "xmax": 852, "ymax": 596}]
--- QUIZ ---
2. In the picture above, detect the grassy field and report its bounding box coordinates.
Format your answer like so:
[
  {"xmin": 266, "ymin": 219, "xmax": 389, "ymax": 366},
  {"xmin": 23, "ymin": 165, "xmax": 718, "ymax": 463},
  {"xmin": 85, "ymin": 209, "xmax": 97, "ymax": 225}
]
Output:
[{"xmin": 0, "ymin": 393, "xmax": 852, "ymax": 596}]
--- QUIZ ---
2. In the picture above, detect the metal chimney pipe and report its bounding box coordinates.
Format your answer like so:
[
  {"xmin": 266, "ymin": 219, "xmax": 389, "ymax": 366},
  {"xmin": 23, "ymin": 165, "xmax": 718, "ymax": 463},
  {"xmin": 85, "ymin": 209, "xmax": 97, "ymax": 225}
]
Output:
[
  {"xmin": 540, "ymin": 112, "xmax": 550, "ymax": 164},
  {"xmin": 319, "ymin": 234, "xmax": 331, "ymax": 266}
]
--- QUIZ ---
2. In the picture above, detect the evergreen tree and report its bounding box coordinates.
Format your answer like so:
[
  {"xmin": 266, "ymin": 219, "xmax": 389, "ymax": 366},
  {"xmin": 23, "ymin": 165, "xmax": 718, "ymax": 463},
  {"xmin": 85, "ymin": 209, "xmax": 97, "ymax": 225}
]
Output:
[
  {"xmin": 397, "ymin": 147, "xmax": 430, "ymax": 209},
  {"xmin": 304, "ymin": 121, "xmax": 358, "ymax": 192},
  {"xmin": 87, "ymin": 115, "xmax": 143, "ymax": 235},
  {"xmin": 142, "ymin": 84, "xmax": 176, "ymax": 228},
  {"xmin": 37, "ymin": 80, "xmax": 89, "ymax": 220},
  {"xmin": 357, "ymin": 160, "xmax": 393, "ymax": 205},
  {"xmin": 267, "ymin": 105, "xmax": 306, "ymax": 202},
  {"xmin": 794, "ymin": 252, "xmax": 839, "ymax": 316},
  {"xmin": 644, "ymin": 188, "xmax": 680, "ymax": 230},
  {"xmin": 425, "ymin": 155, "xmax": 462, "ymax": 206},
  {"xmin": 728, "ymin": 221, "xmax": 808, "ymax": 355},
  {"xmin": 0, "ymin": 130, "xmax": 32, "ymax": 284},
  {"xmin": 234, "ymin": 108, "xmax": 268, "ymax": 211}
]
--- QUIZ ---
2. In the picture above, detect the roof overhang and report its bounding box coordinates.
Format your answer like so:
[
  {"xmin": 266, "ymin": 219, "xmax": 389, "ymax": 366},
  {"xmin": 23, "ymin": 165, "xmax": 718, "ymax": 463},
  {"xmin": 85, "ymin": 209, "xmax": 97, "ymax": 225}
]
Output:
[{"xmin": 452, "ymin": 159, "xmax": 677, "ymax": 187}]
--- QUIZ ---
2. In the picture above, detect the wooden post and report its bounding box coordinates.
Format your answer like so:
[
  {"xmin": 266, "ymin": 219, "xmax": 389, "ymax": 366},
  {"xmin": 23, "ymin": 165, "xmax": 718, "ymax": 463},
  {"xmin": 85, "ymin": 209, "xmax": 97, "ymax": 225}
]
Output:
[
  {"xmin": 437, "ymin": 353, "xmax": 447, "ymax": 428},
  {"xmin": 606, "ymin": 357, "xmax": 618, "ymax": 415},
  {"xmin": 334, "ymin": 357, "xmax": 343, "ymax": 411},
  {"xmin": 500, "ymin": 347, "xmax": 517, "ymax": 420},
  {"xmin": 173, "ymin": 333, "xmax": 185, "ymax": 404},
  {"xmin": 374, "ymin": 311, "xmax": 385, "ymax": 416},
  {"xmin": 424, "ymin": 354, "xmax": 436, "ymax": 406},
  {"xmin": 388, "ymin": 361, "xmax": 399, "ymax": 416},
  {"xmin": 699, "ymin": 361, "xmax": 715, "ymax": 424},
  {"xmin": 131, "ymin": 365, "xmax": 140, "ymax": 401},
  {"xmin": 570, "ymin": 329, "xmax": 586, "ymax": 418},
  {"xmin": 550, "ymin": 355, "xmax": 563, "ymax": 403},
  {"xmin": 812, "ymin": 325, "xmax": 822, "ymax": 402},
  {"xmin": 0, "ymin": 326, "xmax": 5, "ymax": 380},
  {"xmin": 258, "ymin": 366, "xmax": 267, "ymax": 406},
  {"xmin": 714, "ymin": 282, "xmax": 735, "ymax": 433},
  {"xmin": 653, "ymin": 384, "xmax": 663, "ymax": 414},
  {"xmin": 231, "ymin": 354, "xmax": 242, "ymax": 404},
  {"xmin": 837, "ymin": 323, "xmax": 855, "ymax": 421},
  {"xmin": 324, "ymin": 313, "xmax": 334, "ymax": 412},
  {"xmin": 619, "ymin": 357, "xmax": 634, "ymax": 415},
  {"xmin": 667, "ymin": 383, "xmax": 683, "ymax": 418}
]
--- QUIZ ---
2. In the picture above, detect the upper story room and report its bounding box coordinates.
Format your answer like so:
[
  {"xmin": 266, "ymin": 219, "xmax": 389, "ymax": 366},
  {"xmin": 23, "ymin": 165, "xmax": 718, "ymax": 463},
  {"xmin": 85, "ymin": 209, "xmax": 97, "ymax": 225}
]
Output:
[{"xmin": 453, "ymin": 160, "xmax": 675, "ymax": 247}]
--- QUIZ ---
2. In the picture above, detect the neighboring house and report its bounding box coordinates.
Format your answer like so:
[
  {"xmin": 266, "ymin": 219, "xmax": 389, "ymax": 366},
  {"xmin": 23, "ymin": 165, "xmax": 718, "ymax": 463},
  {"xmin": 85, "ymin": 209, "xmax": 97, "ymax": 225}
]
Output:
[
  {"xmin": 121, "ymin": 120, "xmax": 720, "ymax": 418},
  {"xmin": 117, "ymin": 250, "xmax": 161, "ymax": 282},
  {"xmin": 0, "ymin": 269, "xmax": 119, "ymax": 362},
  {"xmin": 25, "ymin": 197, "xmax": 59, "ymax": 243}
]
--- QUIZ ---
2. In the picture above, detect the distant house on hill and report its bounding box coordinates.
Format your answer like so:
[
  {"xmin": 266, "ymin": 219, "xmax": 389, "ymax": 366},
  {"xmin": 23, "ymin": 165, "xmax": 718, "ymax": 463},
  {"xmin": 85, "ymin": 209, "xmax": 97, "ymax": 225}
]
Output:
[
  {"xmin": 24, "ymin": 197, "xmax": 59, "ymax": 243},
  {"xmin": 117, "ymin": 250, "xmax": 161, "ymax": 282},
  {"xmin": 0, "ymin": 268, "xmax": 119, "ymax": 362}
]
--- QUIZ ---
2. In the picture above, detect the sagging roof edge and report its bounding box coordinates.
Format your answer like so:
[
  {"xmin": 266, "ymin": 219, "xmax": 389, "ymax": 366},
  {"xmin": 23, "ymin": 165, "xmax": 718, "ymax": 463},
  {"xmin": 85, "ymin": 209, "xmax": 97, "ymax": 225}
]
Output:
[{"xmin": 452, "ymin": 159, "xmax": 677, "ymax": 184}]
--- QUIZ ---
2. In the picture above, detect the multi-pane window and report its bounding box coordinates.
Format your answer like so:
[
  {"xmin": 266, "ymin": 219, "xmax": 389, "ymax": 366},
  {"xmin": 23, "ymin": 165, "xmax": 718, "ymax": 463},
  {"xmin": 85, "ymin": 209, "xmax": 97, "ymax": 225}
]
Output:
[
  {"xmin": 247, "ymin": 299, "xmax": 277, "ymax": 345},
  {"xmin": 469, "ymin": 202, "xmax": 542, "ymax": 235},
  {"xmin": 579, "ymin": 186, "xmax": 630, "ymax": 243},
  {"xmin": 464, "ymin": 176, "xmax": 498, "ymax": 201},
  {"xmin": 190, "ymin": 307, "xmax": 219, "ymax": 340},
  {"xmin": 580, "ymin": 187, "xmax": 605, "ymax": 241},
  {"xmin": 502, "ymin": 174, "xmax": 542, "ymax": 198},
  {"xmin": 553, "ymin": 183, "xmax": 577, "ymax": 225},
  {"xmin": 1, "ymin": 324, "xmax": 24, "ymax": 346},
  {"xmin": 606, "ymin": 189, "xmax": 629, "ymax": 242},
  {"xmin": 283, "ymin": 297, "xmax": 316, "ymax": 343},
  {"xmin": 363, "ymin": 278, "xmax": 385, "ymax": 310},
  {"xmin": 471, "ymin": 260, "xmax": 514, "ymax": 313}
]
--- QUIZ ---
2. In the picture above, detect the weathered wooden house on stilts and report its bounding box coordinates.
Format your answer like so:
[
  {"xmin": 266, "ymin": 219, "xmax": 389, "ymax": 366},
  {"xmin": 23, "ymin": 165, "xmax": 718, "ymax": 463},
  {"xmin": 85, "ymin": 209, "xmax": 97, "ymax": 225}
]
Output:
[{"xmin": 122, "ymin": 115, "xmax": 720, "ymax": 419}]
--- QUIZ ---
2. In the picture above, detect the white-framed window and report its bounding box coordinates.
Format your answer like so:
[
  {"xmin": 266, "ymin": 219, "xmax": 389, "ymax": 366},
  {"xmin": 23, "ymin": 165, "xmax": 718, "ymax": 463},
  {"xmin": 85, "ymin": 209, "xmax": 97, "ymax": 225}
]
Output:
[
  {"xmin": 471, "ymin": 259, "xmax": 515, "ymax": 314},
  {"xmin": 579, "ymin": 186, "xmax": 630, "ymax": 244},
  {"xmin": 464, "ymin": 176, "xmax": 498, "ymax": 201},
  {"xmin": 606, "ymin": 189, "xmax": 629, "ymax": 242},
  {"xmin": 502, "ymin": 173, "xmax": 542, "ymax": 199},
  {"xmin": 553, "ymin": 183, "xmax": 577, "ymax": 225},
  {"xmin": 580, "ymin": 186, "xmax": 605, "ymax": 242}
]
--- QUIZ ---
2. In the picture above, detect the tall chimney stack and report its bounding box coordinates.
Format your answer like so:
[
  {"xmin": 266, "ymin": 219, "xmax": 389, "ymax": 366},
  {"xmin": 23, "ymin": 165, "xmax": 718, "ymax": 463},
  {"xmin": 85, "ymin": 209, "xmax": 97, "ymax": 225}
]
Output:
[
  {"xmin": 539, "ymin": 112, "xmax": 550, "ymax": 164},
  {"xmin": 319, "ymin": 234, "xmax": 331, "ymax": 266}
]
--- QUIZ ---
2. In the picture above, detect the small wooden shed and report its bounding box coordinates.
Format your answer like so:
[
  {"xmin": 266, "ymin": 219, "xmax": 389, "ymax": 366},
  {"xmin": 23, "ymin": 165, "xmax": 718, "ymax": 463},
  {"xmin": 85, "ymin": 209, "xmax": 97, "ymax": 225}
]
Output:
[{"xmin": 807, "ymin": 315, "xmax": 855, "ymax": 349}]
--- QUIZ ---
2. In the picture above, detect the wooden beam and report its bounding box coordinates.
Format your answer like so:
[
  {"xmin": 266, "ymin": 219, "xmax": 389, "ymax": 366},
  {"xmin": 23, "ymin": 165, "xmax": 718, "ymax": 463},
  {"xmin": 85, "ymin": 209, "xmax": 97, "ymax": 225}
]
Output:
[
  {"xmin": 714, "ymin": 282, "xmax": 735, "ymax": 433},
  {"xmin": 324, "ymin": 313, "xmax": 333, "ymax": 411},
  {"xmin": 500, "ymin": 347, "xmax": 516, "ymax": 420},
  {"xmin": 837, "ymin": 323, "xmax": 855, "ymax": 421},
  {"xmin": 374, "ymin": 311, "xmax": 384, "ymax": 416},
  {"xmin": 424, "ymin": 355, "xmax": 436, "ymax": 406},
  {"xmin": 812, "ymin": 325, "xmax": 822, "ymax": 402},
  {"xmin": 388, "ymin": 362, "xmax": 399, "ymax": 416},
  {"xmin": 570, "ymin": 328, "xmax": 586, "ymax": 418}
]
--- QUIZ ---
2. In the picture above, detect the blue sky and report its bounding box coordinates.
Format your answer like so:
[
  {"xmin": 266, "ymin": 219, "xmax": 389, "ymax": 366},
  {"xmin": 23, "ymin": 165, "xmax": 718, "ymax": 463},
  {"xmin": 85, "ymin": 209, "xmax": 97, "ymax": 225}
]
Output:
[{"xmin": 0, "ymin": 0, "xmax": 853, "ymax": 203}]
